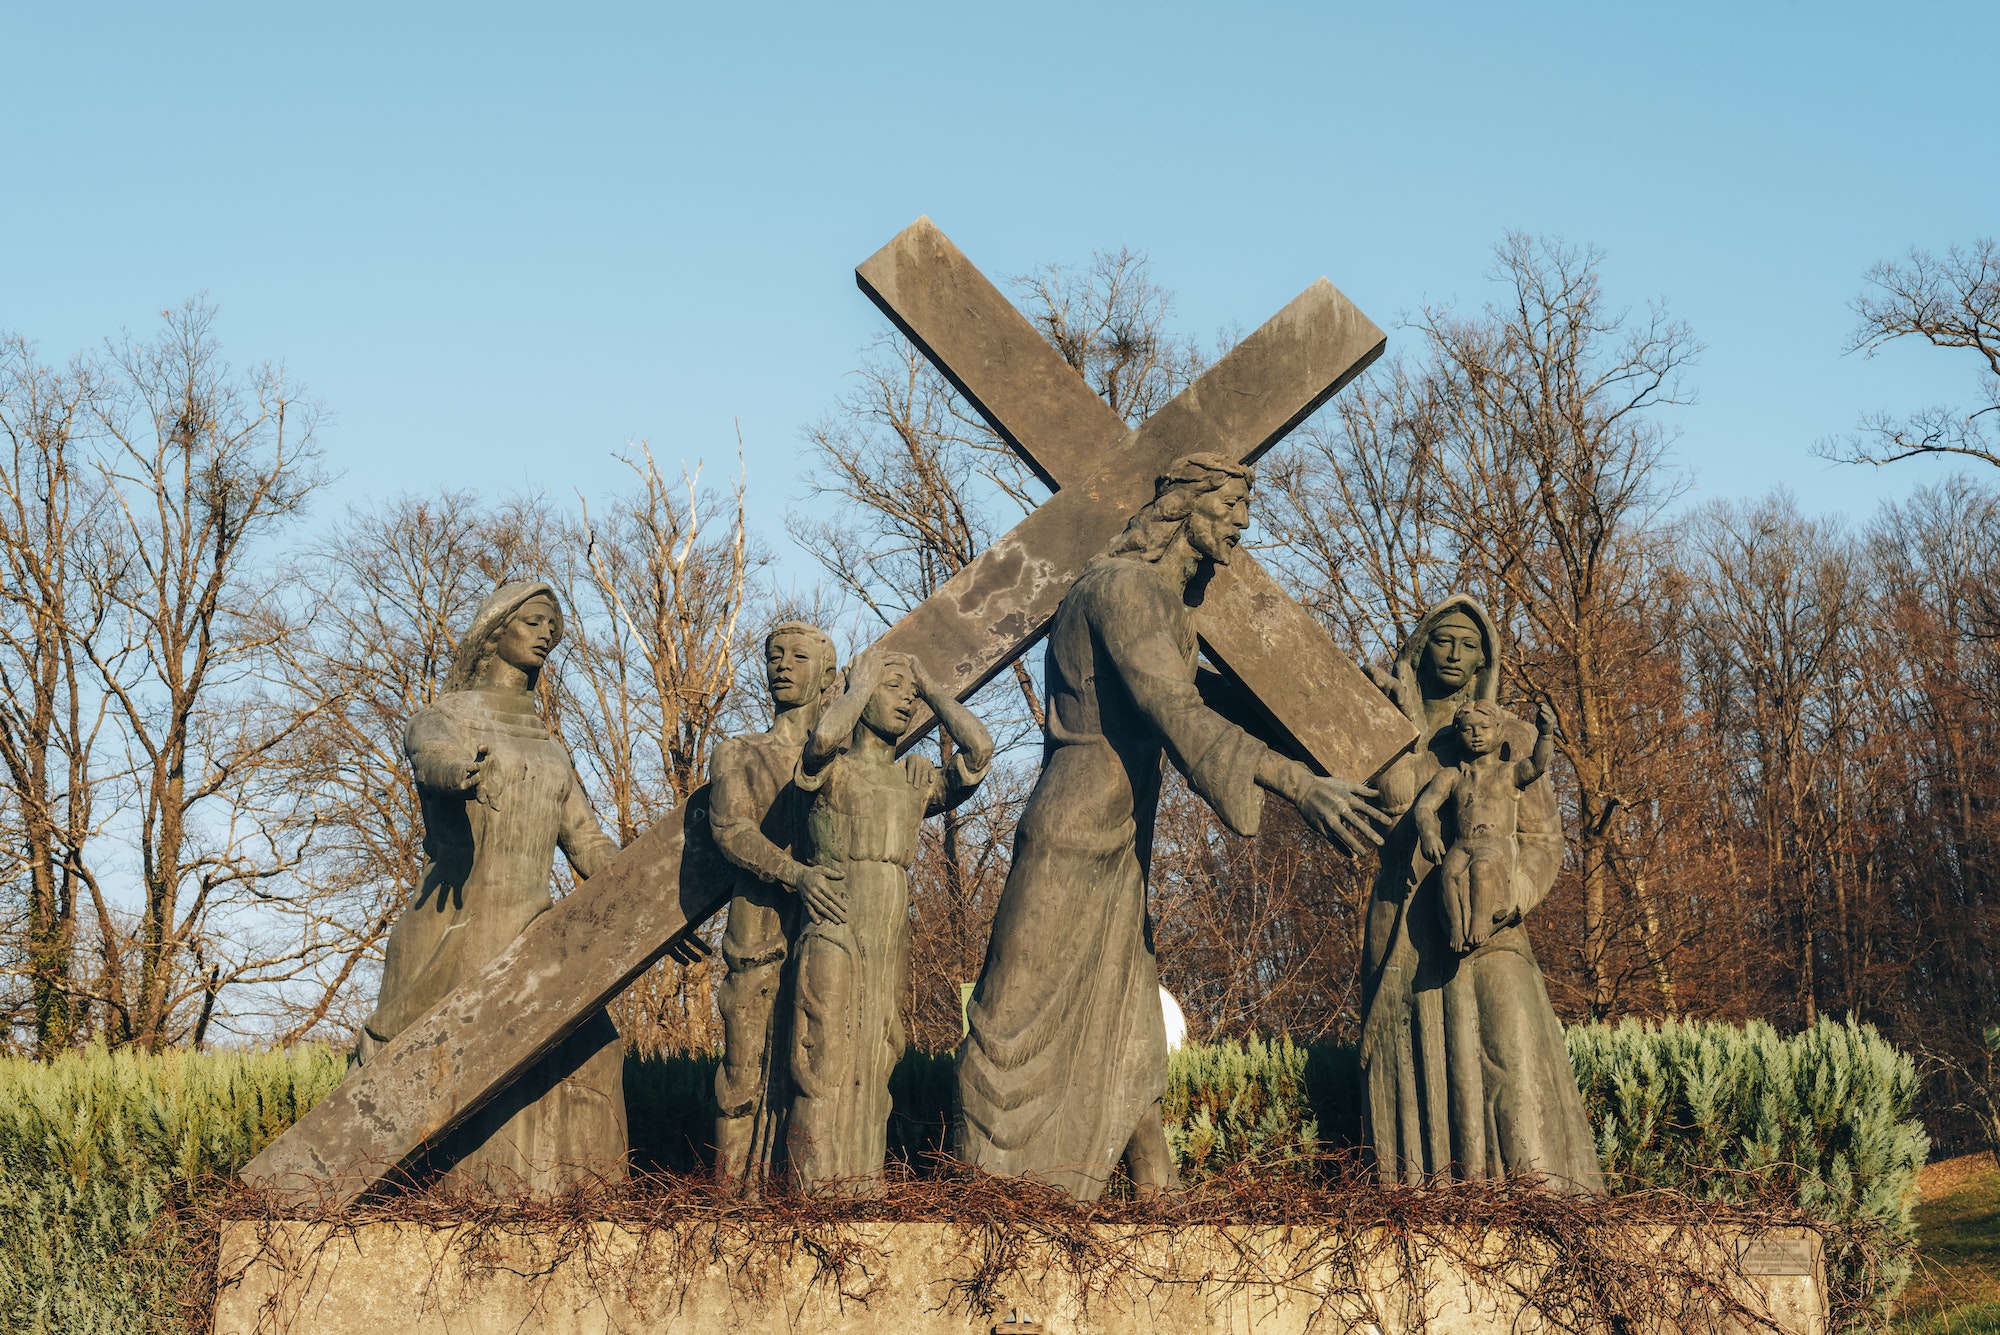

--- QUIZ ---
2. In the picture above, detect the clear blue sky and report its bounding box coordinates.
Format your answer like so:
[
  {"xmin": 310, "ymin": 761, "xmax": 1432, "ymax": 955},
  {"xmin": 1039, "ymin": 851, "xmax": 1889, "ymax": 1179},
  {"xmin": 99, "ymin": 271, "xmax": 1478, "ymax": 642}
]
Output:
[{"xmin": 5, "ymin": 2, "xmax": 1995, "ymax": 581}]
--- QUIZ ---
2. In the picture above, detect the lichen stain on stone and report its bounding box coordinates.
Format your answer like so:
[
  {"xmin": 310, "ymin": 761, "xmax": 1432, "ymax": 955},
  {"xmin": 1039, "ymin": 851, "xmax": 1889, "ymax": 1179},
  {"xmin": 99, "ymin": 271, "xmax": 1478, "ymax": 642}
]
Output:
[{"xmin": 957, "ymin": 543, "xmax": 1026, "ymax": 615}]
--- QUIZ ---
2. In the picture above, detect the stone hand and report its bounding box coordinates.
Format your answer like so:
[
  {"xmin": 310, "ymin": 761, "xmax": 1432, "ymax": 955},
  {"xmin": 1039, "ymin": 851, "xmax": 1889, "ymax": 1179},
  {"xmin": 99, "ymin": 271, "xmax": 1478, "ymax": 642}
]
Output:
[
  {"xmin": 1297, "ymin": 777, "xmax": 1388, "ymax": 856},
  {"xmin": 846, "ymin": 648, "xmax": 885, "ymax": 696},
  {"xmin": 1419, "ymin": 830, "xmax": 1447, "ymax": 865},
  {"xmin": 1445, "ymin": 881, "xmax": 1471, "ymax": 953},
  {"xmin": 794, "ymin": 865, "xmax": 848, "ymax": 926},
  {"xmin": 1536, "ymin": 704, "xmax": 1557, "ymax": 737},
  {"xmin": 456, "ymin": 745, "xmax": 491, "ymax": 795}
]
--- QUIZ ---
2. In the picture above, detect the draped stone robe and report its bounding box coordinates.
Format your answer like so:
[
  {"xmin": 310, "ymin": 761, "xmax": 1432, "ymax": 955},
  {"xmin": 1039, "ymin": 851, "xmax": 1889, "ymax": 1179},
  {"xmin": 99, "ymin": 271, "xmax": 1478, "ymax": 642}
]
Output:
[
  {"xmin": 361, "ymin": 685, "xmax": 627, "ymax": 1194},
  {"xmin": 957, "ymin": 555, "xmax": 1267, "ymax": 1200},
  {"xmin": 1358, "ymin": 596, "xmax": 1603, "ymax": 1192},
  {"xmin": 787, "ymin": 747, "xmax": 984, "ymax": 1194}
]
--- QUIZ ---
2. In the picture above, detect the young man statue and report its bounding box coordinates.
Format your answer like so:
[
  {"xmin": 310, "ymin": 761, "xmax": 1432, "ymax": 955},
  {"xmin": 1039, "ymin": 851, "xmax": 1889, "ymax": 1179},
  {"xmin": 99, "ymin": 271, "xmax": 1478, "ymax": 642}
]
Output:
[{"xmin": 707, "ymin": 620, "xmax": 846, "ymax": 1187}]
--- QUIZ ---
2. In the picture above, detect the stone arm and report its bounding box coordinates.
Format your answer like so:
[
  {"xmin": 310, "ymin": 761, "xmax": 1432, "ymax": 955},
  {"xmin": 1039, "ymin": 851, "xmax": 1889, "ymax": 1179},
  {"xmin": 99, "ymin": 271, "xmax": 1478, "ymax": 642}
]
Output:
[
  {"xmin": 707, "ymin": 738, "xmax": 808, "ymax": 890},
  {"xmin": 556, "ymin": 771, "xmax": 621, "ymax": 880},
  {"xmin": 913, "ymin": 656, "xmax": 994, "ymax": 774},
  {"xmin": 911, "ymin": 655, "xmax": 994, "ymax": 815},
  {"xmin": 1510, "ymin": 719, "xmax": 1564, "ymax": 919},
  {"xmin": 404, "ymin": 709, "xmax": 481, "ymax": 795},
  {"xmin": 1411, "ymin": 766, "xmax": 1455, "ymax": 865},
  {"xmin": 1513, "ymin": 705, "xmax": 1556, "ymax": 790},
  {"xmin": 803, "ymin": 654, "xmax": 878, "ymax": 776},
  {"xmin": 1090, "ymin": 573, "xmax": 1269, "ymax": 837}
]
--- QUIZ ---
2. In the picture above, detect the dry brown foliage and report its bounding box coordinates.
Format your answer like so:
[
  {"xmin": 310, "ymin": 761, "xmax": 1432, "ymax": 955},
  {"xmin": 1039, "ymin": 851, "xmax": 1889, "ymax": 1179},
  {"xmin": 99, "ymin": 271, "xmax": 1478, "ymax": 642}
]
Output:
[{"xmin": 174, "ymin": 1158, "xmax": 1869, "ymax": 1334}]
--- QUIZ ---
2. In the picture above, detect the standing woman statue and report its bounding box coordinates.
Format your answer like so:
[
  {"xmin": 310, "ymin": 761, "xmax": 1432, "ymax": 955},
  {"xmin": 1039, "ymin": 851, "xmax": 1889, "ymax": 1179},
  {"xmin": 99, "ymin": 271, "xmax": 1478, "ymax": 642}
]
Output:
[
  {"xmin": 358, "ymin": 580, "xmax": 629, "ymax": 1195},
  {"xmin": 958, "ymin": 454, "xmax": 1386, "ymax": 1201},
  {"xmin": 787, "ymin": 648, "xmax": 992, "ymax": 1194},
  {"xmin": 1357, "ymin": 595, "xmax": 1602, "ymax": 1191}
]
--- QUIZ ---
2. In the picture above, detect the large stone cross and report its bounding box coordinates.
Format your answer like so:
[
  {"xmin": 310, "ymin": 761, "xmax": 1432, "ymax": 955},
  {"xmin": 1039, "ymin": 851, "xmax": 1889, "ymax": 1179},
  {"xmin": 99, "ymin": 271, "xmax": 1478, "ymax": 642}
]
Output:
[{"xmin": 241, "ymin": 219, "xmax": 1415, "ymax": 1207}]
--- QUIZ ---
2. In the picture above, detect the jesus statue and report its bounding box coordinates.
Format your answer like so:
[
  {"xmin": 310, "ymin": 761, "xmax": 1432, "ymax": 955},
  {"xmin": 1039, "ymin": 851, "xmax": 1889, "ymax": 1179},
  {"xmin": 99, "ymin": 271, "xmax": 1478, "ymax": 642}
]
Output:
[{"xmin": 956, "ymin": 453, "xmax": 1388, "ymax": 1200}]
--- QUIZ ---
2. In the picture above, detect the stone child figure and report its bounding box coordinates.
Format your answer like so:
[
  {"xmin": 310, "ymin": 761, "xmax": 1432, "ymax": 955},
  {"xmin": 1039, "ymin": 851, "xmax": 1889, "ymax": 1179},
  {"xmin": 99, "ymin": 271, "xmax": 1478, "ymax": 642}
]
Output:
[
  {"xmin": 360, "ymin": 581, "xmax": 628, "ymax": 1195},
  {"xmin": 788, "ymin": 648, "xmax": 993, "ymax": 1195},
  {"xmin": 1412, "ymin": 700, "xmax": 1557, "ymax": 953},
  {"xmin": 707, "ymin": 621, "xmax": 844, "ymax": 1187}
]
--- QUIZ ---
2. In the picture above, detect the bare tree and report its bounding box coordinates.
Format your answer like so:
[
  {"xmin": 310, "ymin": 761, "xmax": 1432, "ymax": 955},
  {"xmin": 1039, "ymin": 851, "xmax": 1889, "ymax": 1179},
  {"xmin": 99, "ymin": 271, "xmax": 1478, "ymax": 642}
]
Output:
[
  {"xmin": 553, "ymin": 449, "xmax": 762, "ymax": 1054},
  {"xmin": 0, "ymin": 338, "xmax": 116, "ymax": 1055},
  {"xmin": 1827, "ymin": 238, "xmax": 2000, "ymax": 469},
  {"xmin": 1682, "ymin": 493, "xmax": 1864, "ymax": 1026},
  {"xmin": 1263, "ymin": 351, "xmax": 1462, "ymax": 656},
  {"xmin": 80, "ymin": 300, "xmax": 327, "ymax": 1049}
]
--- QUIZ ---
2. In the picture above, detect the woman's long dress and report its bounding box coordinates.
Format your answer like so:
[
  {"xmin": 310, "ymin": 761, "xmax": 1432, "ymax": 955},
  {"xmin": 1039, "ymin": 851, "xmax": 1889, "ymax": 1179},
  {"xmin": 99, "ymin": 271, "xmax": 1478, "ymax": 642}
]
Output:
[
  {"xmin": 957, "ymin": 556, "xmax": 1267, "ymax": 1200},
  {"xmin": 360, "ymin": 685, "xmax": 628, "ymax": 1194},
  {"xmin": 786, "ymin": 748, "xmax": 983, "ymax": 1194}
]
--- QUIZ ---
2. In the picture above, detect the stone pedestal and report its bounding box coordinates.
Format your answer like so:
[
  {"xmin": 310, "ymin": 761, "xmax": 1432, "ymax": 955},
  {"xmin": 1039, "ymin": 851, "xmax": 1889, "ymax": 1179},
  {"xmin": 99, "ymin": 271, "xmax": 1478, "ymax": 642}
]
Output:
[{"xmin": 212, "ymin": 1219, "xmax": 1825, "ymax": 1335}]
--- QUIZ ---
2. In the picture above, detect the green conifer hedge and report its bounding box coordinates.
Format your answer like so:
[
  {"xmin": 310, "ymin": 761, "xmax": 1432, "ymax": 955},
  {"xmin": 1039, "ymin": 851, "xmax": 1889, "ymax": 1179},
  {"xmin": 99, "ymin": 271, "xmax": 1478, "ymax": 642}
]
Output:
[
  {"xmin": 0, "ymin": 1043, "xmax": 346, "ymax": 1334},
  {"xmin": 0, "ymin": 1017, "xmax": 1926, "ymax": 1332}
]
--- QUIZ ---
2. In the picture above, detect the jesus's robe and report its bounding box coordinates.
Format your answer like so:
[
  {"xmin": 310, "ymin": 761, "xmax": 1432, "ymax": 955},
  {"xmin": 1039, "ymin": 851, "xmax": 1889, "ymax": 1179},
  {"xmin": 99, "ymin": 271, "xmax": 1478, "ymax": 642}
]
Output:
[{"xmin": 956, "ymin": 554, "xmax": 1271, "ymax": 1199}]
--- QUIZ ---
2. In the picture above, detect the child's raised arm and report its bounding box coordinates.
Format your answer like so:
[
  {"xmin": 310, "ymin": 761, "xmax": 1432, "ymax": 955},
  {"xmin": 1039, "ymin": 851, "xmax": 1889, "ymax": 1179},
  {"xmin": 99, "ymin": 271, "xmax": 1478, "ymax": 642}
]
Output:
[{"xmin": 1515, "ymin": 704, "xmax": 1557, "ymax": 789}]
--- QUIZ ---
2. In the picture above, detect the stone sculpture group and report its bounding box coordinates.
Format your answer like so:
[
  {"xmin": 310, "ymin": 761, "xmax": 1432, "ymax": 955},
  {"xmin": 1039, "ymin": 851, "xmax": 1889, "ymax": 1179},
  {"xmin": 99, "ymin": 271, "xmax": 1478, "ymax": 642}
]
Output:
[{"xmin": 244, "ymin": 217, "xmax": 1607, "ymax": 1205}]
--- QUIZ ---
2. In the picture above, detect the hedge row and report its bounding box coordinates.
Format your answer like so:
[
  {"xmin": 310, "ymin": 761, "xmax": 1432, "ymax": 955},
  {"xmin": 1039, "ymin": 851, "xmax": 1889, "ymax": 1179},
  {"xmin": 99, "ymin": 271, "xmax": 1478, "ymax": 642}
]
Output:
[{"xmin": 0, "ymin": 1018, "xmax": 1925, "ymax": 1332}]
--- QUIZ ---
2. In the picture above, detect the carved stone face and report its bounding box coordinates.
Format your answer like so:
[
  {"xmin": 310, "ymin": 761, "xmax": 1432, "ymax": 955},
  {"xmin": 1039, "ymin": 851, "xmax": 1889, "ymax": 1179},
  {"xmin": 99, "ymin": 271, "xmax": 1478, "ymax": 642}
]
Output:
[
  {"xmin": 1459, "ymin": 715, "xmax": 1501, "ymax": 757},
  {"xmin": 766, "ymin": 631, "xmax": 833, "ymax": 709},
  {"xmin": 1185, "ymin": 478, "xmax": 1252, "ymax": 566},
  {"xmin": 1422, "ymin": 614, "xmax": 1485, "ymax": 693},
  {"xmin": 861, "ymin": 659, "xmax": 919, "ymax": 739},
  {"xmin": 491, "ymin": 595, "xmax": 560, "ymax": 674}
]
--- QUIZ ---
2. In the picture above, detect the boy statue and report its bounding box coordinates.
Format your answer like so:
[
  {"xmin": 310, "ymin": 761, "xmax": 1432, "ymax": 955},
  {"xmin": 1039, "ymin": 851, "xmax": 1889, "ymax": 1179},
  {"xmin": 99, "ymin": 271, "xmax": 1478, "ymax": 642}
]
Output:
[
  {"xmin": 1413, "ymin": 700, "xmax": 1557, "ymax": 954},
  {"xmin": 708, "ymin": 620, "xmax": 845, "ymax": 1187}
]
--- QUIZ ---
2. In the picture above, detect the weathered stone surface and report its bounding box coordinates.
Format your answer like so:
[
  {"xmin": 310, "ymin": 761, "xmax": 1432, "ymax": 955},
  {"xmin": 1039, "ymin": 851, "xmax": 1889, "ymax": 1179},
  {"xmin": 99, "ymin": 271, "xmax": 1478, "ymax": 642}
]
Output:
[
  {"xmin": 239, "ymin": 803, "xmax": 726, "ymax": 1208},
  {"xmin": 1193, "ymin": 556, "xmax": 1409, "ymax": 784},
  {"xmin": 211, "ymin": 1219, "xmax": 1828, "ymax": 1335},
  {"xmin": 860, "ymin": 217, "xmax": 1415, "ymax": 783}
]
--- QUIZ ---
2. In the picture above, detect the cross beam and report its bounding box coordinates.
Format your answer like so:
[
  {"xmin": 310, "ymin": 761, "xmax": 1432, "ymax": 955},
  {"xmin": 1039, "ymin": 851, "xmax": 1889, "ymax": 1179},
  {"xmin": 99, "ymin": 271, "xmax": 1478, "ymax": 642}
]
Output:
[
  {"xmin": 239, "ymin": 219, "xmax": 1413, "ymax": 1208},
  {"xmin": 865, "ymin": 218, "xmax": 1413, "ymax": 782}
]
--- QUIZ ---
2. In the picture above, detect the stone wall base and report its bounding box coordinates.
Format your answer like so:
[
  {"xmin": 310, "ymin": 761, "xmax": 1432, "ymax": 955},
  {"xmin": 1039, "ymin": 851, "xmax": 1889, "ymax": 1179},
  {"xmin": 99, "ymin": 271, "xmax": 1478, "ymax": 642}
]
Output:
[{"xmin": 212, "ymin": 1219, "xmax": 1826, "ymax": 1335}]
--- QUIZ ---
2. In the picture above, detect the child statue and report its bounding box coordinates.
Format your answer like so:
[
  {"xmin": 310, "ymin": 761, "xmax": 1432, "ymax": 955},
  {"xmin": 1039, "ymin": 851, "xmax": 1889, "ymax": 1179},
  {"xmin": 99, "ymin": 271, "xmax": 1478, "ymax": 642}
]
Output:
[
  {"xmin": 1412, "ymin": 699, "xmax": 1557, "ymax": 954},
  {"xmin": 786, "ymin": 647, "xmax": 993, "ymax": 1195}
]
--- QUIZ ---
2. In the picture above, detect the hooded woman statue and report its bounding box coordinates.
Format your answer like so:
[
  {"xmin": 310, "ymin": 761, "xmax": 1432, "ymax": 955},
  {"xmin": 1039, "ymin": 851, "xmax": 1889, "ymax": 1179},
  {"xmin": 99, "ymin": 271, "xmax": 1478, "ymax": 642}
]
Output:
[
  {"xmin": 358, "ymin": 580, "xmax": 629, "ymax": 1195},
  {"xmin": 1357, "ymin": 594, "xmax": 1602, "ymax": 1191}
]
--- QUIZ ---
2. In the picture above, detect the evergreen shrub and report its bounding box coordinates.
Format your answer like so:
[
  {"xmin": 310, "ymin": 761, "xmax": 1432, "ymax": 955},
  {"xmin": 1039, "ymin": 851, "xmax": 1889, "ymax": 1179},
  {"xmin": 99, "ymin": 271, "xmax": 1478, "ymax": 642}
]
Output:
[
  {"xmin": 0, "ymin": 1043, "xmax": 344, "ymax": 1334},
  {"xmin": 1568, "ymin": 1016, "xmax": 1928, "ymax": 1326},
  {"xmin": 0, "ymin": 1018, "xmax": 1927, "ymax": 1332}
]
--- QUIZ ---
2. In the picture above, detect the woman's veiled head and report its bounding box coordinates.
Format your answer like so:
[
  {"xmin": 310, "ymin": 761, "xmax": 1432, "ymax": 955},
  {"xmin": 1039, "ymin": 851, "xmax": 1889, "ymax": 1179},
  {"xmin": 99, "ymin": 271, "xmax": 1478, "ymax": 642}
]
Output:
[
  {"xmin": 1390, "ymin": 595, "xmax": 1501, "ymax": 727},
  {"xmin": 445, "ymin": 581, "xmax": 566, "ymax": 693},
  {"xmin": 1421, "ymin": 610, "xmax": 1486, "ymax": 695}
]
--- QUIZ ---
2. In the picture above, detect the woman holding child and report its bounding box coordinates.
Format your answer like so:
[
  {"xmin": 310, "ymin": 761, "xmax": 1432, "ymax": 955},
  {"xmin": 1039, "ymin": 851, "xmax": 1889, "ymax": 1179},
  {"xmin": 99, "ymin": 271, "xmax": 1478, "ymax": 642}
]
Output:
[{"xmin": 1357, "ymin": 595, "xmax": 1602, "ymax": 1192}]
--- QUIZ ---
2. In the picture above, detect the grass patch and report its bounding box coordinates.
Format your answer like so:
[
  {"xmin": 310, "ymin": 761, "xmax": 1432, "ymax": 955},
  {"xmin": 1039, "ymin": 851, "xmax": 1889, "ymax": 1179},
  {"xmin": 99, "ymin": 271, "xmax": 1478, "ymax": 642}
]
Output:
[{"xmin": 1896, "ymin": 1153, "xmax": 2000, "ymax": 1333}]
